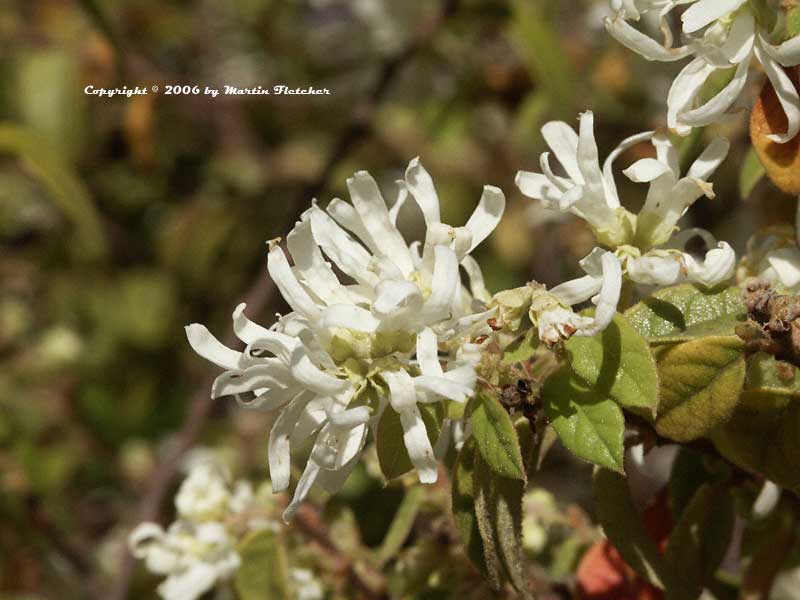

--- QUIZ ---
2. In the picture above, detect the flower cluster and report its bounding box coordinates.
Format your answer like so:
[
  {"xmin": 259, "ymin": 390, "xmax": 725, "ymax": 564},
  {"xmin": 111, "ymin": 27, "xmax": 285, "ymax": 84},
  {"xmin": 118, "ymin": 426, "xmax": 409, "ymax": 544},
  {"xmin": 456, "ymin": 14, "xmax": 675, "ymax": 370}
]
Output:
[
  {"xmin": 605, "ymin": 0, "xmax": 800, "ymax": 143},
  {"xmin": 129, "ymin": 459, "xmax": 265, "ymax": 600},
  {"xmin": 186, "ymin": 159, "xmax": 502, "ymax": 520},
  {"xmin": 516, "ymin": 111, "xmax": 736, "ymax": 303}
]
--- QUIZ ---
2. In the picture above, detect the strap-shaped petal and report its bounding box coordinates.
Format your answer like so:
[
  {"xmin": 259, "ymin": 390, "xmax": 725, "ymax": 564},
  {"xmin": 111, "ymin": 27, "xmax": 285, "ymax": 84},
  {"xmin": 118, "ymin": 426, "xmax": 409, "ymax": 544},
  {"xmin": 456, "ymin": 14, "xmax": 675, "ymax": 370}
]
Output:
[
  {"xmin": 416, "ymin": 327, "xmax": 443, "ymax": 377},
  {"xmin": 460, "ymin": 255, "xmax": 491, "ymax": 303},
  {"xmin": 627, "ymin": 253, "xmax": 684, "ymax": 285},
  {"xmin": 287, "ymin": 218, "xmax": 351, "ymax": 306},
  {"xmin": 268, "ymin": 391, "xmax": 315, "ymax": 493},
  {"xmin": 464, "ymin": 185, "xmax": 505, "ymax": 253},
  {"xmin": 756, "ymin": 41, "xmax": 800, "ymax": 144},
  {"xmin": 404, "ymin": 157, "xmax": 442, "ymax": 225},
  {"xmin": 514, "ymin": 170, "xmax": 552, "ymax": 200},
  {"xmin": 267, "ymin": 244, "xmax": 322, "ymax": 321},
  {"xmin": 185, "ymin": 324, "xmax": 241, "ymax": 370},
  {"xmin": 308, "ymin": 206, "xmax": 378, "ymax": 288},
  {"xmin": 575, "ymin": 252, "xmax": 622, "ymax": 338},
  {"xmin": 422, "ymin": 245, "xmax": 459, "ymax": 323},
  {"xmin": 282, "ymin": 459, "xmax": 322, "ymax": 522},
  {"xmin": 347, "ymin": 170, "xmax": 415, "ymax": 276},
  {"xmin": 667, "ymin": 58, "xmax": 717, "ymax": 135},
  {"xmin": 541, "ymin": 120, "xmax": 582, "ymax": 182},
  {"xmin": 766, "ymin": 248, "xmax": 800, "ymax": 289},
  {"xmin": 681, "ymin": 0, "xmax": 746, "ymax": 34},
  {"xmin": 604, "ymin": 15, "xmax": 692, "ymax": 62},
  {"xmin": 677, "ymin": 59, "xmax": 750, "ymax": 129},
  {"xmin": 687, "ymin": 138, "xmax": 730, "ymax": 180},
  {"xmin": 399, "ymin": 405, "xmax": 439, "ymax": 483},
  {"xmin": 683, "ymin": 242, "xmax": 736, "ymax": 288},
  {"xmin": 289, "ymin": 347, "xmax": 349, "ymax": 396},
  {"xmin": 321, "ymin": 304, "xmax": 381, "ymax": 332}
]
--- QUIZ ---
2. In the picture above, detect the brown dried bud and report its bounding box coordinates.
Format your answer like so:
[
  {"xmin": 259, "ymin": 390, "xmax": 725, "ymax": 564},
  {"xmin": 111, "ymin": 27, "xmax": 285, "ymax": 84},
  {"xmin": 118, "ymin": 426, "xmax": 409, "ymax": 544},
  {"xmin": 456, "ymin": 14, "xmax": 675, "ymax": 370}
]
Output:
[{"xmin": 750, "ymin": 65, "xmax": 800, "ymax": 195}]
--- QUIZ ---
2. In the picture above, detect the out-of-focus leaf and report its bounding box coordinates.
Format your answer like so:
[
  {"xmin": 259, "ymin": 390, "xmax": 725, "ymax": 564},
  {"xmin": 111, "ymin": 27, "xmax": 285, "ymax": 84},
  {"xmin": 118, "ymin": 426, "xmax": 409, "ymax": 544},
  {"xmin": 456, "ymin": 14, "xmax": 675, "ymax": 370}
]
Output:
[
  {"xmin": 565, "ymin": 313, "xmax": 659, "ymax": 412},
  {"xmin": 543, "ymin": 368, "xmax": 625, "ymax": 472},
  {"xmin": 0, "ymin": 123, "xmax": 106, "ymax": 258},
  {"xmin": 451, "ymin": 437, "xmax": 487, "ymax": 577},
  {"xmin": 655, "ymin": 336, "xmax": 745, "ymax": 442},
  {"xmin": 234, "ymin": 530, "xmax": 291, "ymax": 600},
  {"xmin": 712, "ymin": 355, "xmax": 800, "ymax": 495},
  {"xmin": 376, "ymin": 486, "xmax": 424, "ymax": 566},
  {"xmin": 663, "ymin": 484, "xmax": 735, "ymax": 600},
  {"xmin": 468, "ymin": 393, "xmax": 526, "ymax": 480},
  {"xmin": 473, "ymin": 452, "xmax": 532, "ymax": 599},
  {"xmin": 376, "ymin": 403, "xmax": 444, "ymax": 481},
  {"xmin": 593, "ymin": 469, "xmax": 668, "ymax": 590},
  {"xmin": 668, "ymin": 448, "xmax": 713, "ymax": 520},
  {"xmin": 625, "ymin": 284, "xmax": 746, "ymax": 344},
  {"xmin": 502, "ymin": 329, "xmax": 536, "ymax": 365},
  {"xmin": 740, "ymin": 147, "xmax": 766, "ymax": 199}
]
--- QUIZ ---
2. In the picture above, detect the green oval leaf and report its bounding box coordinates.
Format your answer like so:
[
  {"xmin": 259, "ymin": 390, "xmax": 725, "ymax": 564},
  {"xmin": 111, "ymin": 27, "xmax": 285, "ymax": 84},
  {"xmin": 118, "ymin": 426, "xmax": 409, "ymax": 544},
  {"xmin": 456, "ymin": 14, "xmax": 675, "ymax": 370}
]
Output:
[
  {"xmin": 655, "ymin": 335, "xmax": 745, "ymax": 442},
  {"xmin": 234, "ymin": 530, "xmax": 291, "ymax": 600},
  {"xmin": 542, "ymin": 368, "xmax": 625, "ymax": 472},
  {"xmin": 565, "ymin": 313, "xmax": 658, "ymax": 412},
  {"xmin": 625, "ymin": 284, "xmax": 746, "ymax": 344},
  {"xmin": 376, "ymin": 403, "xmax": 444, "ymax": 480},
  {"xmin": 469, "ymin": 393, "xmax": 526, "ymax": 480}
]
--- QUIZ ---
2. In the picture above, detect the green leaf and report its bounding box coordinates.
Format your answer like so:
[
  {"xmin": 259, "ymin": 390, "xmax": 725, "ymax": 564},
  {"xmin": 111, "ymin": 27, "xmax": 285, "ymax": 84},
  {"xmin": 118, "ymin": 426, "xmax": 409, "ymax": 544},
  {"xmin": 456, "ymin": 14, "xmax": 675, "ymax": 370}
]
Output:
[
  {"xmin": 234, "ymin": 530, "xmax": 291, "ymax": 600},
  {"xmin": 376, "ymin": 403, "xmax": 444, "ymax": 480},
  {"xmin": 664, "ymin": 484, "xmax": 735, "ymax": 600},
  {"xmin": 625, "ymin": 284, "xmax": 746, "ymax": 344},
  {"xmin": 655, "ymin": 335, "xmax": 746, "ymax": 442},
  {"xmin": 451, "ymin": 438, "xmax": 487, "ymax": 577},
  {"xmin": 565, "ymin": 313, "xmax": 659, "ymax": 412},
  {"xmin": 787, "ymin": 6, "xmax": 800, "ymax": 38},
  {"xmin": 542, "ymin": 368, "xmax": 625, "ymax": 472},
  {"xmin": 469, "ymin": 393, "xmax": 526, "ymax": 480},
  {"xmin": 376, "ymin": 486, "xmax": 424, "ymax": 566},
  {"xmin": 473, "ymin": 451, "xmax": 533, "ymax": 599},
  {"xmin": 593, "ymin": 469, "xmax": 669, "ymax": 589},
  {"xmin": 712, "ymin": 355, "xmax": 800, "ymax": 495},
  {"xmin": 668, "ymin": 448, "xmax": 713, "ymax": 520},
  {"xmin": 740, "ymin": 147, "xmax": 766, "ymax": 199}
]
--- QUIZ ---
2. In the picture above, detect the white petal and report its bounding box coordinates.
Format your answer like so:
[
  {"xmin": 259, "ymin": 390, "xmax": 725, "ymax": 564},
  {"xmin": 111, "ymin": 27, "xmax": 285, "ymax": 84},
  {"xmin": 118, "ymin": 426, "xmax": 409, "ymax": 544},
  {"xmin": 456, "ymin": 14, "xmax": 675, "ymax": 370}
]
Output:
[
  {"xmin": 404, "ymin": 157, "xmax": 441, "ymax": 225},
  {"xmin": 623, "ymin": 158, "xmax": 673, "ymax": 183},
  {"xmin": 389, "ymin": 180, "xmax": 410, "ymax": 225},
  {"xmin": 211, "ymin": 361, "xmax": 289, "ymax": 397},
  {"xmin": 158, "ymin": 563, "xmax": 219, "ymax": 600},
  {"xmin": 414, "ymin": 374, "xmax": 475, "ymax": 403},
  {"xmin": 400, "ymin": 406, "xmax": 438, "ymax": 483},
  {"xmin": 282, "ymin": 460, "xmax": 321, "ymax": 522},
  {"xmin": 683, "ymin": 242, "xmax": 736, "ymax": 288},
  {"xmin": 541, "ymin": 121, "xmax": 582, "ymax": 182},
  {"xmin": 308, "ymin": 206, "xmax": 378, "ymax": 287},
  {"xmin": 329, "ymin": 406, "xmax": 372, "ymax": 429},
  {"xmin": 514, "ymin": 170, "xmax": 552, "ymax": 200},
  {"xmin": 128, "ymin": 523, "xmax": 165, "ymax": 558},
  {"xmin": 766, "ymin": 248, "xmax": 800, "ymax": 289},
  {"xmin": 422, "ymin": 245, "xmax": 459, "ymax": 322},
  {"xmin": 287, "ymin": 218, "xmax": 351, "ymax": 306},
  {"xmin": 576, "ymin": 111, "xmax": 611, "ymax": 206},
  {"xmin": 384, "ymin": 369, "xmax": 418, "ymax": 412},
  {"xmin": 231, "ymin": 303, "xmax": 273, "ymax": 344},
  {"xmin": 755, "ymin": 42, "xmax": 800, "ymax": 144},
  {"xmin": 321, "ymin": 304, "xmax": 380, "ymax": 332},
  {"xmin": 667, "ymin": 58, "xmax": 717, "ymax": 135},
  {"xmin": 687, "ymin": 137, "xmax": 730, "ymax": 180},
  {"xmin": 677, "ymin": 59, "xmax": 750, "ymax": 129},
  {"xmin": 681, "ymin": 0, "xmax": 746, "ymax": 34},
  {"xmin": 289, "ymin": 347, "xmax": 349, "ymax": 396},
  {"xmin": 762, "ymin": 33, "xmax": 800, "ymax": 67},
  {"xmin": 752, "ymin": 481, "xmax": 781, "ymax": 518},
  {"xmin": 268, "ymin": 244, "xmax": 322, "ymax": 321},
  {"xmin": 326, "ymin": 197, "xmax": 376, "ymax": 251},
  {"xmin": 460, "ymin": 255, "xmax": 492, "ymax": 303},
  {"xmin": 604, "ymin": 15, "xmax": 692, "ymax": 62},
  {"xmin": 373, "ymin": 280, "xmax": 423, "ymax": 317},
  {"xmin": 575, "ymin": 252, "xmax": 622, "ymax": 337},
  {"xmin": 550, "ymin": 275, "xmax": 603, "ymax": 306},
  {"xmin": 268, "ymin": 392, "xmax": 314, "ymax": 493},
  {"xmin": 628, "ymin": 254, "xmax": 684, "ymax": 285},
  {"xmin": 464, "ymin": 185, "xmax": 505, "ymax": 253},
  {"xmin": 347, "ymin": 171, "xmax": 415, "ymax": 276},
  {"xmin": 416, "ymin": 327, "xmax": 443, "ymax": 376},
  {"xmin": 185, "ymin": 324, "xmax": 241, "ymax": 370},
  {"xmin": 602, "ymin": 131, "xmax": 656, "ymax": 205}
]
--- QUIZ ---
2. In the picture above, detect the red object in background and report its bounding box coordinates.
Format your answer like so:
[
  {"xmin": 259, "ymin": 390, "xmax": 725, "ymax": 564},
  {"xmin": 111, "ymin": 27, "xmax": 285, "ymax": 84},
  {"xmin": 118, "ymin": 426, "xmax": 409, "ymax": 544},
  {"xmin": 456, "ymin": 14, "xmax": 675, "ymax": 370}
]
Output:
[{"xmin": 576, "ymin": 490, "xmax": 672, "ymax": 600}]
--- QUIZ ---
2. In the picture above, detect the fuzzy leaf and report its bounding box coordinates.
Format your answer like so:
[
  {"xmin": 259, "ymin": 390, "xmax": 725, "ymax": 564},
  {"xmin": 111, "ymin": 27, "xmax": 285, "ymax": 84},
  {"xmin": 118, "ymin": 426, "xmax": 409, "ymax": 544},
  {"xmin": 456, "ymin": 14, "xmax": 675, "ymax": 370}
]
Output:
[
  {"xmin": 503, "ymin": 329, "xmax": 537, "ymax": 365},
  {"xmin": 593, "ymin": 469, "xmax": 669, "ymax": 589},
  {"xmin": 469, "ymin": 393, "xmax": 526, "ymax": 480},
  {"xmin": 712, "ymin": 354, "xmax": 800, "ymax": 495},
  {"xmin": 473, "ymin": 451, "xmax": 532, "ymax": 599},
  {"xmin": 625, "ymin": 284, "xmax": 746, "ymax": 344},
  {"xmin": 565, "ymin": 313, "xmax": 659, "ymax": 412},
  {"xmin": 655, "ymin": 335, "xmax": 745, "ymax": 442},
  {"xmin": 451, "ymin": 438, "xmax": 488, "ymax": 577},
  {"xmin": 663, "ymin": 484, "xmax": 735, "ymax": 600},
  {"xmin": 376, "ymin": 402, "xmax": 444, "ymax": 480},
  {"xmin": 234, "ymin": 530, "xmax": 291, "ymax": 600},
  {"xmin": 543, "ymin": 368, "xmax": 625, "ymax": 472}
]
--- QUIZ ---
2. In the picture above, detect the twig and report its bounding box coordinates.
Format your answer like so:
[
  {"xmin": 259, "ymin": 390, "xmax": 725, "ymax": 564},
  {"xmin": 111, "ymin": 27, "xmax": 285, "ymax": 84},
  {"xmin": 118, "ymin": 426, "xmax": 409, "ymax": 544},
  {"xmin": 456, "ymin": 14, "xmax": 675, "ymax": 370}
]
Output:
[
  {"xmin": 293, "ymin": 504, "xmax": 388, "ymax": 600},
  {"xmin": 107, "ymin": 3, "xmax": 461, "ymax": 599}
]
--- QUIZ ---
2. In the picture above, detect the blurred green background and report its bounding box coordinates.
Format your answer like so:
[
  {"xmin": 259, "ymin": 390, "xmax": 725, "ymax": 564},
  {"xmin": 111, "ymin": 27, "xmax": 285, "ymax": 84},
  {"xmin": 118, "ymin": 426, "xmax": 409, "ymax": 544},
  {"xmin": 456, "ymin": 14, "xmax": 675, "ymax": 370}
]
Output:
[{"xmin": 0, "ymin": 0, "xmax": 794, "ymax": 598}]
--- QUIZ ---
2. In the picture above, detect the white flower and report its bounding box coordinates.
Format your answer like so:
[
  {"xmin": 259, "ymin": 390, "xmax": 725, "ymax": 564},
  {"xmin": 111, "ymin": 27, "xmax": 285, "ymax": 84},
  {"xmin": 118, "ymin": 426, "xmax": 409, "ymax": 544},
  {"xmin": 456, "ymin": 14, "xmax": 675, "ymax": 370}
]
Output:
[
  {"xmin": 605, "ymin": 0, "xmax": 800, "ymax": 142},
  {"xmin": 130, "ymin": 521, "xmax": 241, "ymax": 600},
  {"xmin": 186, "ymin": 159, "xmax": 502, "ymax": 520},
  {"xmin": 534, "ymin": 248, "xmax": 623, "ymax": 344},
  {"xmin": 174, "ymin": 462, "xmax": 232, "ymax": 522},
  {"xmin": 290, "ymin": 568, "xmax": 325, "ymax": 600},
  {"xmin": 739, "ymin": 199, "xmax": 800, "ymax": 291},
  {"xmin": 516, "ymin": 111, "xmax": 735, "ymax": 290}
]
